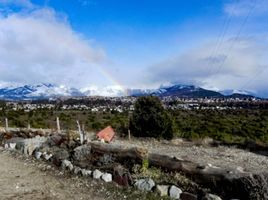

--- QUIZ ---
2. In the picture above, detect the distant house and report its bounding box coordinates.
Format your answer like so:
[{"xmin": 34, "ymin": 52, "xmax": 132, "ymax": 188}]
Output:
[{"xmin": 97, "ymin": 126, "xmax": 115, "ymax": 143}]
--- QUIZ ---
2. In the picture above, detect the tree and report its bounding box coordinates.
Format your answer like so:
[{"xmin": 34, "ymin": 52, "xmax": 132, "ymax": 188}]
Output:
[{"xmin": 130, "ymin": 96, "xmax": 174, "ymax": 140}]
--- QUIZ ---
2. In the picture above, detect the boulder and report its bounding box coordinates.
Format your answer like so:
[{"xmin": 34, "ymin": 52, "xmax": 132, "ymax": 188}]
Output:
[
  {"xmin": 73, "ymin": 145, "xmax": 91, "ymax": 167},
  {"xmin": 19, "ymin": 136, "xmax": 47, "ymax": 155},
  {"xmin": 46, "ymin": 134, "xmax": 66, "ymax": 146},
  {"xmin": 51, "ymin": 148, "xmax": 70, "ymax": 166},
  {"xmin": 113, "ymin": 165, "xmax": 133, "ymax": 187},
  {"xmin": 202, "ymin": 194, "xmax": 222, "ymax": 200},
  {"xmin": 61, "ymin": 160, "xmax": 73, "ymax": 171},
  {"xmin": 169, "ymin": 185, "xmax": 183, "ymax": 199},
  {"xmin": 101, "ymin": 173, "xmax": 113, "ymax": 182},
  {"xmin": 73, "ymin": 166, "xmax": 82, "ymax": 175},
  {"xmin": 9, "ymin": 143, "xmax": 16, "ymax": 150},
  {"xmin": 93, "ymin": 169, "xmax": 103, "ymax": 179},
  {"xmin": 81, "ymin": 169, "xmax": 92, "ymax": 177},
  {"xmin": 34, "ymin": 151, "xmax": 42, "ymax": 160},
  {"xmin": 156, "ymin": 185, "xmax": 169, "ymax": 196},
  {"xmin": 43, "ymin": 152, "xmax": 53, "ymax": 161},
  {"xmin": 97, "ymin": 154, "xmax": 114, "ymax": 166},
  {"xmin": 180, "ymin": 192, "xmax": 198, "ymax": 200},
  {"xmin": 134, "ymin": 178, "xmax": 155, "ymax": 192}
]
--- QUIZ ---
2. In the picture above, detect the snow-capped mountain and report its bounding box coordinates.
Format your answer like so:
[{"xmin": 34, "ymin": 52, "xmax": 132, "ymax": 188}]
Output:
[
  {"xmin": 0, "ymin": 83, "xmax": 82, "ymax": 100},
  {"xmin": 0, "ymin": 83, "xmax": 258, "ymax": 100},
  {"xmin": 152, "ymin": 84, "xmax": 224, "ymax": 98},
  {"xmin": 81, "ymin": 86, "xmax": 127, "ymax": 97},
  {"xmin": 0, "ymin": 83, "xmax": 153, "ymax": 100}
]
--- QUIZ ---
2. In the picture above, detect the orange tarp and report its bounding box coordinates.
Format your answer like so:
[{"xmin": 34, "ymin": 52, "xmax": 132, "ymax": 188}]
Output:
[{"xmin": 97, "ymin": 126, "xmax": 115, "ymax": 143}]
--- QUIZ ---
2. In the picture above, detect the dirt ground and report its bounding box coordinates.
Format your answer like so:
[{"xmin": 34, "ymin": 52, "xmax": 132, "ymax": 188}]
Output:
[
  {"xmin": 0, "ymin": 148, "xmax": 163, "ymax": 200},
  {"xmin": 1, "ymin": 136, "xmax": 268, "ymax": 200},
  {"xmin": 113, "ymin": 138, "xmax": 268, "ymax": 173},
  {"xmin": 0, "ymin": 150, "xmax": 106, "ymax": 200}
]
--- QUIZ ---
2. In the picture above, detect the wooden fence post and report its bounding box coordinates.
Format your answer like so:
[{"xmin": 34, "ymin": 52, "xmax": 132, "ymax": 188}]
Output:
[
  {"xmin": 5, "ymin": 118, "xmax": 8, "ymax": 130},
  {"xmin": 56, "ymin": 117, "xmax": 61, "ymax": 133},
  {"xmin": 77, "ymin": 120, "xmax": 84, "ymax": 144}
]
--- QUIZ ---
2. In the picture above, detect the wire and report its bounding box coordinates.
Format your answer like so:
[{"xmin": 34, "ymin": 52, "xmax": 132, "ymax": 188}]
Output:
[
  {"xmin": 212, "ymin": 0, "xmax": 257, "ymax": 75},
  {"xmin": 207, "ymin": 5, "xmax": 234, "ymax": 76}
]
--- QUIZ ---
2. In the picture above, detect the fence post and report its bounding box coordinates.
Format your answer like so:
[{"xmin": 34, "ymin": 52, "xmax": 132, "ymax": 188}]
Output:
[
  {"xmin": 56, "ymin": 117, "xmax": 61, "ymax": 133},
  {"xmin": 77, "ymin": 120, "xmax": 83, "ymax": 144},
  {"xmin": 5, "ymin": 118, "xmax": 8, "ymax": 130}
]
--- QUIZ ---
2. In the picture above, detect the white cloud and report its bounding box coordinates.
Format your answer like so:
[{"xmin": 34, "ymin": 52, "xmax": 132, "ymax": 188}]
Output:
[
  {"xmin": 146, "ymin": 37, "xmax": 268, "ymax": 96},
  {"xmin": 224, "ymin": 0, "xmax": 268, "ymax": 17},
  {"xmin": 0, "ymin": 0, "xmax": 34, "ymax": 9},
  {"xmin": 0, "ymin": 6, "xmax": 106, "ymax": 87}
]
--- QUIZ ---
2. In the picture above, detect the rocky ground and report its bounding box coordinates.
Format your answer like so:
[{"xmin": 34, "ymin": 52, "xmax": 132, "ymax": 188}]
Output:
[
  {"xmin": 1, "ymin": 131, "xmax": 268, "ymax": 200},
  {"xmin": 113, "ymin": 138, "xmax": 268, "ymax": 173},
  {"xmin": 0, "ymin": 147, "xmax": 169, "ymax": 200}
]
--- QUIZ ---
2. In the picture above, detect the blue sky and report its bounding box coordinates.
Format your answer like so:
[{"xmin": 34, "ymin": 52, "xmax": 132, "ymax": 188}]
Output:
[{"xmin": 0, "ymin": 0, "xmax": 268, "ymax": 96}]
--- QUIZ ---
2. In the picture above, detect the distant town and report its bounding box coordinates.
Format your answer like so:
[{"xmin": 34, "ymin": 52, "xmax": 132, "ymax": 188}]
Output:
[{"xmin": 1, "ymin": 95, "xmax": 267, "ymax": 113}]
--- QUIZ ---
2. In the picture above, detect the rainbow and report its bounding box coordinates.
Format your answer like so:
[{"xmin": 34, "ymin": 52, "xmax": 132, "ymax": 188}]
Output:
[{"xmin": 98, "ymin": 66, "xmax": 129, "ymax": 96}]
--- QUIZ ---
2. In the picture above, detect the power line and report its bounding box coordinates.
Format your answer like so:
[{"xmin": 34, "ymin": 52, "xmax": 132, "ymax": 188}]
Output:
[
  {"xmin": 207, "ymin": 5, "xmax": 234, "ymax": 76},
  {"xmin": 212, "ymin": 0, "xmax": 257, "ymax": 75}
]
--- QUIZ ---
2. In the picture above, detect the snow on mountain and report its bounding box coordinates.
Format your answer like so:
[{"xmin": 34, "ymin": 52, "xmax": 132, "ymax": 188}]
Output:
[
  {"xmin": 28, "ymin": 84, "xmax": 82, "ymax": 97},
  {"xmin": 220, "ymin": 89, "xmax": 254, "ymax": 96},
  {"xmin": 0, "ymin": 83, "xmax": 258, "ymax": 100},
  {"xmin": 0, "ymin": 83, "xmax": 83, "ymax": 100},
  {"xmin": 81, "ymin": 85, "xmax": 129, "ymax": 97}
]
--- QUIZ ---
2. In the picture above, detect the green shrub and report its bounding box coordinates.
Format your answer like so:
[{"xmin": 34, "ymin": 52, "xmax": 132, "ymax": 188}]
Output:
[{"xmin": 130, "ymin": 96, "xmax": 174, "ymax": 140}]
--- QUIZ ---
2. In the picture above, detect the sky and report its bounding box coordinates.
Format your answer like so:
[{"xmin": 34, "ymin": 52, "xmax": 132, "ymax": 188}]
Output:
[{"xmin": 0, "ymin": 0, "xmax": 268, "ymax": 96}]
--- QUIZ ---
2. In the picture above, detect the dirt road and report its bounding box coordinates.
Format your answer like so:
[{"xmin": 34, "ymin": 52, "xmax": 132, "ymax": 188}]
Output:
[{"xmin": 0, "ymin": 150, "xmax": 105, "ymax": 200}]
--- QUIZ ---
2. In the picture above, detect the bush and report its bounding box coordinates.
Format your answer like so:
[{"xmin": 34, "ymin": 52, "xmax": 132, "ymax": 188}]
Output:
[{"xmin": 130, "ymin": 96, "xmax": 174, "ymax": 140}]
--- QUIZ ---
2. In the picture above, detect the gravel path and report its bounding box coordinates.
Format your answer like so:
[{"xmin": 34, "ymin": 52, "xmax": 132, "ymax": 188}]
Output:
[
  {"xmin": 0, "ymin": 149, "xmax": 105, "ymax": 200},
  {"xmin": 113, "ymin": 138, "xmax": 268, "ymax": 173}
]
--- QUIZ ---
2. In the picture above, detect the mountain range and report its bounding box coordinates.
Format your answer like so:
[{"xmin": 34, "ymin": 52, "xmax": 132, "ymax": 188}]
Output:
[{"xmin": 0, "ymin": 83, "xmax": 256, "ymax": 100}]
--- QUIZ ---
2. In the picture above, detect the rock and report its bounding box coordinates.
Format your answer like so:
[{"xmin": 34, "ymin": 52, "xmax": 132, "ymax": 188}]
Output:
[
  {"xmin": 134, "ymin": 178, "xmax": 155, "ymax": 192},
  {"xmin": 236, "ymin": 166, "xmax": 244, "ymax": 173},
  {"xmin": 101, "ymin": 173, "xmax": 112, "ymax": 182},
  {"xmin": 51, "ymin": 148, "xmax": 69, "ymax": 166},
  {"xmin": 113, "ymin": 165, "xmax": 133, "ymax": 187},
  {"xmin": 202, "ymin": 137, "xmax": 214, "ymax": 145},
  {"xmin": 81, "ymin": 169, "xmax": 92, "ymax": 177},
  {"xmin": 171, "ymin": 138, "xmax": 184, "ymax": 145},
  {"xmin": 4, "ymin": 143, "xmax": 16, "ymax": 150},
  {"xmin": 46, "ymin": 134, "xmax": 66, "ymax": 146},
  {"xmin": 9, "ymin": 143, "xmax": 16, "ymax": 149},
  {"xmin": 169, "ymin": 185, "xmax": 182, "ymax": 199},
  {"xmin": 6, "ymin": 136, "xmax": 46, "ymax": 155},
  {"xmin": 43, "ymin": 152, "xmax": 53, "ymax": 161},
  {"xmin": 61, "ymin": 160, "xmax": 73, "ymax": 171},
  {"xmin": 34, "ymin": 151, "xmax": 42, "ymax": 160},
  {"xmin": 156, "ymin": 185, "xmax": 169, "ymax": 196},
  {"xmin": 73, "ymin": 166, "xmax": 82, "ymax": 175},
  {"xmin": 73, "ymin": 145, "xmax": 91, "ymax": 167},
  {"xmin": 93, "ymin": 169, "xmax": 103, "ymax": 179},
  {"xmin": 202, "ymin": 194, "xmax": 222, "ymax": 200},
  {"xmin": 97, "ymin": 154, "xmax": 114, "ymax": 166},
  {"xmin": 180, "ymin": 192, "xmax": 197, "ymax": 200}
]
